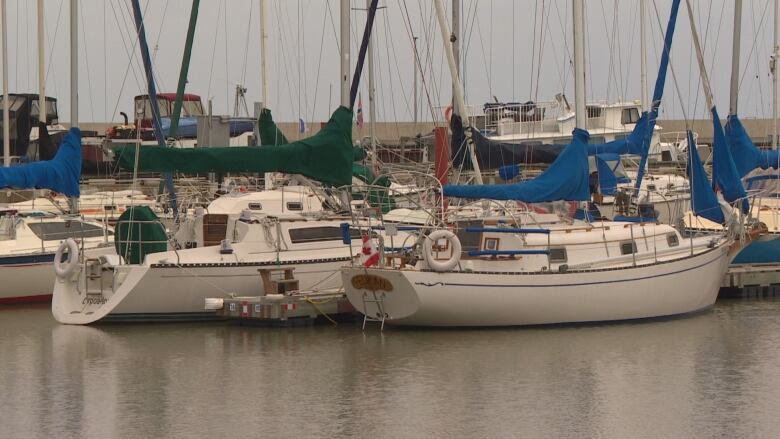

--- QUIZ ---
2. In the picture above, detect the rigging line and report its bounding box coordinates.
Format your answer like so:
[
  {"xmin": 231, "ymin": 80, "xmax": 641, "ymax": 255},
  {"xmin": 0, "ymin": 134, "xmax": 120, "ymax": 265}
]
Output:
[
  {"xmin": 206, "ymin": 0, "xmax": 224, "ymax": 107},
  {"xmin": 463, "ymin": 0, "xmax": 479, "ymax": 94},
  {"xmin": 598, "ymin": 0, "xmax": 615, "ymax": 105},
  {"xmin": 385, "ymin": 4, "xmax": 413, "ymax": 122},
  {"xmin": 472, "ymin": 3, "xmax": 492, "ymax": 102},
  {"xmin": 103, "ymin": 0, "xmax": 107, "ymax": 121},
  {"xmin": 106, "ymin": 0, "xmax": 144, "ymax": 123},
  {"xmin": 224, "ymin": 0, "xmax": 229, "ymax": 114},
  {"xmin": 297, "ymin": 0, "xmax": 301, "ymax": 126},
  {"xmin": 43, "ymin": 0, "xmax": 65, "ymax": 91},
  {"xmin": 541, "ymin": 2, "xmax": 566, "ymax": 100},
  {"xmin": 310, "ymin": 3, "xmax": 329, "ymax": 121},
  {"xmin": 529, "ymin": 0, "xmax": 539, "ymax": 100},
  {"xmin": 401, "ymin": 0, "xmax": 440, "ymax": 125},
  {"xmin": 111, "ymin": 0, "xmax": 145, "ymax": 94},
  {"xmin": 239, "ymin": 0, "xmax": 254, "ymax": 87},
  {"xmin": 621, "ymin": 1, "xmax": 638, "ymax": 101},
  {"xmin": 512, "ymin": 1, "xmax": 515, "ymax": 98},
  {"xmin": 737, "ymin": 0, "xmax": 771, "ymax": 102},
  {"xmin": 533, "ymin": 1, "xmax": 550, "ymax": 104},
  {"xmin": 150, "ymin": 0, "xmax": 170, "ymax": 90},
  {"xmin": 274, "ymin": 1, "xmax": 300, "ymax": 122},
  {"xmin": 79, "ymin": 0, "xmax": 95, "ymax": 122},
  {"xmin": 651, "ymin": 0, "xmax": 689, "ymax": 125},
  {"xmin": 325, "ymin": 0, "xmax": 339, "ymax": 54}
]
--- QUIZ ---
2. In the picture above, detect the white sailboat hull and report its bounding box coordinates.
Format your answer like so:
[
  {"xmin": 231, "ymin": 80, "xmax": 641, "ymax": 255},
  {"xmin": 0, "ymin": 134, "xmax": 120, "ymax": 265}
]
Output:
[
  {"xmin": 52, "ymin": 254, "xmax": 349, "ymax": 324},
  {"xmin": 342, "ymin": 243, "xmax": 730, "ymax": 327}
]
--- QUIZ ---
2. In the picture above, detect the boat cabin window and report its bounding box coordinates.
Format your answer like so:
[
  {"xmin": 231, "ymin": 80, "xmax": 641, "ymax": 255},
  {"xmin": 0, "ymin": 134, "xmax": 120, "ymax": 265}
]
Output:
[
  {"xmin": 586, "ymin": 106, "xmax": 603, "ymax": 119},
  {"xmin": 248, "ymin": 203, "xmax": 263, "ymax": 211},
  {"xmin": 288, "ymin": 226, "xmax": 361, "ymax": 244},
  {"xmin": 666, "ymin": 233, "xmax": 679, "ymax": 247},
  {"xmin": 621, "ymin": 107, "xmax": 641, "ymax": 124},
  {"xmin": 27, "ymin": 221, "xmax": 107, "ymax": 241},
  {"xmin": 549, "ymin": 247, "xmax": 568, "ymax": 263},
  {"xmin": 182, "ymin": 100, "xmax": 204, "ymax": 117},
  {"xmin": 286, "ymin": 202, "xmax": 303, "ymax": 211},
  {"xmin": 620, "ymin": 240, "xmax": 637, "ymax": 255},
  {"xmin": 646, "ymin": 184, "xmax": 657, "ymax": 191}
]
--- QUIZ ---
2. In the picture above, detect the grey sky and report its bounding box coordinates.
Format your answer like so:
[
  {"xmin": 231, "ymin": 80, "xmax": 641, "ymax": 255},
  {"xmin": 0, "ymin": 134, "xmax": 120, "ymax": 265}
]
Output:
[{"xmin": 3, "ymin": 0, "xmax": 776, "ymax": 129}]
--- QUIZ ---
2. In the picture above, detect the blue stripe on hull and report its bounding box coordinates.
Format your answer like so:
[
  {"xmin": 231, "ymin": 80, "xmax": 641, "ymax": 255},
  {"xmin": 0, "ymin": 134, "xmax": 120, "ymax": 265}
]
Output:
[
  {"xmin": 0, "ymin": 253, "xmax": 55, "ymax": 266},
  {"xmin": 732, "ymin": 236, "xmax": 780, "ymax": 264}
]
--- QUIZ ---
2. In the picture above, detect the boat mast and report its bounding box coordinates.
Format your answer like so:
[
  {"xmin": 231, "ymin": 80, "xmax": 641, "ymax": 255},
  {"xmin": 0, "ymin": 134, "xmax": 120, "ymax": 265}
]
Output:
[
  {"xmin": 366, "ymin": 0, "xmax": 377, "ymax": 170},
  {"xmin": 773, "ymin": 0, "xmax": 779, "ymax": 150},
  {"xmin": 640, "ymin": 0, "xmax": 648, "ymax": 110},
  {"xmin": 37, "ymin": 0, "xmax": 45, "ymax": 125},
  {"xmin": 69, "ymin": 0, "xmax": 79, "ymax": 213},
  {"xmin": 169, "ymin": 0, "xmax": 200, "ymax": 140},
  {"xmin": 1, "ymin": 0, "xmax": 9, "ymax": 167},
  {"xmin": 452, "ymin": 0, "xmax": 459, "ymax": 116},
  {"xmin": 130, "ymin": 0, "xmax": 178, "ymax": 216},
  {"xmin": 340, "ymin": 0, "xmax": 350, "ymax": 107},
  {"xmin": 685, "ymin": 0, "xmax": 715, "ymax": 110},
  {"xmin": 729, "ymin": 0, "xmax": 743, "ymax": 116},
  {"xmin": 433, "ymin": 0, "xmax": 483, "ymax": 184},
  {"xmin": 260, "ymin": 0, "xmax": 269, "ymax": 108},
  {"xmin": 573, "ymin": 0, "xmax": 587, "ymax": 129},
  {"xmin": 70, "ymin": 0, "xmax": 78, "ymax": 129}
]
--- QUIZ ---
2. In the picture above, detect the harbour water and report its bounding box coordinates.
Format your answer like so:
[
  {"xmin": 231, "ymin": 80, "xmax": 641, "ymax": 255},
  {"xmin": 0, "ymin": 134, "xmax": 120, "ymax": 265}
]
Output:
[{"xmin": 3, "ymin": 300, "xmax": 780, "ymax": 438}]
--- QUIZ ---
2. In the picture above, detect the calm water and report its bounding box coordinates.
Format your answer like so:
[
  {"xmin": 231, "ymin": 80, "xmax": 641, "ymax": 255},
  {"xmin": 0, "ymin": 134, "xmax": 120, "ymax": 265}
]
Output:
[{"xmin": 2, "ymin": 300, "xmax": 780, "ymax": 438}]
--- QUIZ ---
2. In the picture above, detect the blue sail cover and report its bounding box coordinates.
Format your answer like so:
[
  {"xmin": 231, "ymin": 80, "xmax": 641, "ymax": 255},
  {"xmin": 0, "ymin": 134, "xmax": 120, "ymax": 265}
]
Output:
[
  {"xmin": 711, "ymin": 108, "xmax": 749, "ymax": 213},
  {"xmin": 587, "ymin": 111, "xmax": 655, "ymax": 156},
  {"xmin": 686, "ymin": 130, "xmax": 724, "ymax": 224},
  {"xmin": 443, "ymin": 128, "xmax": 590, "ymax": 202},
  {"xmin": 0, "ymin": 127, "xmax": 81, "ymax": 196},
  {"xmin": 595, "ymin": 153, "xmax": 629, "ymax": 196},
  {"xmin": 726, "ymin": 114, "xmax": 780, "ymax": 177}
]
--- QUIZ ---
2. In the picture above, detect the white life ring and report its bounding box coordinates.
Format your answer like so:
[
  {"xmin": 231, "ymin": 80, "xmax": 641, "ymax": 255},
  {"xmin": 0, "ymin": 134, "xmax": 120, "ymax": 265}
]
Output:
[
  {"xmin": 54, "ymin": 238, "xmax": 79, "ymax": 279},
  {"xmin": 422, "ymin": 229, "xmax": 461, "ymax": 272}
]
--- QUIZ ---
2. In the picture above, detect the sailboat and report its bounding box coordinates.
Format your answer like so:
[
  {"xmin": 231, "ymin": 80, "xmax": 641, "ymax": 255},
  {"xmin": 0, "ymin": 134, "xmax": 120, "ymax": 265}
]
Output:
[{"xmin": 340, "ymin": 0, "xmax": 749, "ymax": 328}]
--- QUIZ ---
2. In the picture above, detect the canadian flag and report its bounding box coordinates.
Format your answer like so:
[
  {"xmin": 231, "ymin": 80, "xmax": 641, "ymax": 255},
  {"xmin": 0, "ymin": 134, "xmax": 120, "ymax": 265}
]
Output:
[{"xmin": 361, "ymin": 234, "xmax": 380, "ymax": 267}]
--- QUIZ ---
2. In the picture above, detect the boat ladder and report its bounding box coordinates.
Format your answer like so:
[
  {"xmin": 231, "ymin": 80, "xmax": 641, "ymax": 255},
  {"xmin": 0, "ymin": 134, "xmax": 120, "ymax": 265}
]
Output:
[{"xmin": 361, "ymin": 291, "xmax": 387, "ymax": 331}]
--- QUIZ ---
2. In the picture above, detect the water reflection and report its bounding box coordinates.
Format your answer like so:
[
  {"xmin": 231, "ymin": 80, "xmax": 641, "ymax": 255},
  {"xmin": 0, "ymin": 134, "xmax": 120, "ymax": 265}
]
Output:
[{"xmin": 1, "ymin": 301, "xmax": 780, "ymax": 438}]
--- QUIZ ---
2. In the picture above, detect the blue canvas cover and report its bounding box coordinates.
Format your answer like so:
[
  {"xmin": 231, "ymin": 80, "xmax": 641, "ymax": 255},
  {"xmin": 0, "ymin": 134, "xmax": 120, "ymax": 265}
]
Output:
[
  {"xmin": 0, "ymin": 127, "xmax": 81, "ymax": 196},
  {"xmin": 711, "ymin": 108, "xmax": 749, "ymax": 213},
  {"xmin": 160, "ymin": 117, "xmax": 254, "ymax": 140},
  {"xmin": 595, "ymin": 153, "xmax": 628, "ymax": 196},
  {"xmin": 443, "ymin": 128, "xmax": 590, "ymax": 202},
  {"xmin": 686, "ymin": 130, "xmax": 724, "ymax": 224},
  {"xmin": 726, "ymin": 114, "xmax": 780, "ymax": 177}
]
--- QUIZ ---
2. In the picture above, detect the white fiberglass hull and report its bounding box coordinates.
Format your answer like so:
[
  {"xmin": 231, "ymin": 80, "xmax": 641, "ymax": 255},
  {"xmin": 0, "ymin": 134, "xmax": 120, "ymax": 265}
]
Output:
[
  {"xmin": 52, "ymin": 255, "xmax": 349, "ymax": 324},
  {"xmin": 0, "ymin": 253, "xmax": 59, "ymax": 303},
  {"xmin": 342, "ymin": 244, "xmax": 730, "ymax": 327}
]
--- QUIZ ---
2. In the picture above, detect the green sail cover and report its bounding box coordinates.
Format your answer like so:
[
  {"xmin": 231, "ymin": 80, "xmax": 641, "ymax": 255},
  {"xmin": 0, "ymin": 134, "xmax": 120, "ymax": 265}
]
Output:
[
  {"xmin": 114, "ymin": 106, "xmax": 355, "ymax": 187},
  {"xmin": 258, "ymin": 108, "xmax": 289, "ymax": 145},
  {"xmin": 114, "ymin": 206, "xmax": 168, "ymax": 264}
]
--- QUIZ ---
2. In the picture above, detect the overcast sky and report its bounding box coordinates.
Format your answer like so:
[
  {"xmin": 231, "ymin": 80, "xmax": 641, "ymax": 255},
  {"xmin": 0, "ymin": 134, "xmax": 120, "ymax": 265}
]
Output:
[{"xmin": 2, "ymin": 0, "xmax": 777, "ymax": 130}]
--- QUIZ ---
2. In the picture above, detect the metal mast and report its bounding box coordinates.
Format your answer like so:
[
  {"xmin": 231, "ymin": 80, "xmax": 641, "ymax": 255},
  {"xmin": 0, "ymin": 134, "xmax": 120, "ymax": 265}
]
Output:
[
  {"xmin": 366, "ymin": 0, "xmax": 377, "ymax": 169},
  {"xmin": 340, "ymin": 0, "xmax": 350, "ymax": 107},
  {"xmin": 773, "ymin": 0, "xmax": 779, "ymax": 150},
  {"xmin": 37, "ymin": 0, "xmax": 45, "ymax": 125},
  {"xmin": 1, "ymin": 0, "xmax": 9, "ymax": 166},
  {"xmin": 640, "ymin": 0, "xmax": 648, "ymax": 110},
  {"xmin": 452, "ymin": 0, "xmax": 459, "ymax": 116},
  {"xmin": 433, "ymin": 0, "xmax": 482, "ymax": 184},
  {"xmin": 260, "ymin": 0, "xmax": 269, "ymax": 108},
  {"xmin": 70, "ymin": 0, "xmax": 78, "ymax": 128},
  {"xmin": 169, "ymin": 0, "xmax": 200, "ymax": 139},
  {"xmin": 573, "ymin": 0, "xmax": 587, "ymax": 129},
  {"xmin": 729, "ymin": 0, "xmax": 743, "ymax": 115}
]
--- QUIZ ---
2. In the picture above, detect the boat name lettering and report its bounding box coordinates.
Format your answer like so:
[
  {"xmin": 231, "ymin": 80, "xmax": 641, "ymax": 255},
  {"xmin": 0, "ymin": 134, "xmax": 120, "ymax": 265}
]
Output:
[
  {"xmin": 351, "ymin": 274, "xmax": 393, "ymax": 292},
  {"xmin": 82, "ymin": 296, "xmax": 108, "ymax": 305}
]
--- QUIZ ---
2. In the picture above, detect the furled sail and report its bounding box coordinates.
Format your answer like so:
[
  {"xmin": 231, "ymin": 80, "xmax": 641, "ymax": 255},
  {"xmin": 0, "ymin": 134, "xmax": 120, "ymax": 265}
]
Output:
[
  {"xmin": 686, "ymin": 130, "xmax": 725, "ymax": 224},
  {"xmin": 114, "ymin": 106, "xmax": 355, "ymax": 187},
  {"xmin": 443, "ymin": 128, "xmax": 590, "ymax": 202},
  {"xmin": 711, "ymin": 108, "xmax": 749, "ymax": 213},
  {"xmin": 0, "ymin": 127, "xmax": 81, "ymax": 196}
]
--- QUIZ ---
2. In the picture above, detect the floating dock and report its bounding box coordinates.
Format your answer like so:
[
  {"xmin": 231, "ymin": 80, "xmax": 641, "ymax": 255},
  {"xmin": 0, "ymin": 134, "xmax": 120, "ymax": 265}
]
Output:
[
  {"xmin": 721, "ymin": 264, "xmax": 780, "ymax": 298},
  {"xmin": 206, "ymin": 268, "xmax": 355, "ymax": 326}
]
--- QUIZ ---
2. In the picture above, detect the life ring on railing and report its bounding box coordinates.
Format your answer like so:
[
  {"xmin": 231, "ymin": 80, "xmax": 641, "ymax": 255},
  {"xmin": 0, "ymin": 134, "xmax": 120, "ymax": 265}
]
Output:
[
  {"xmin": 54, "ymin": 238, "xmax": 79, "ymax": 279},
  {"xmin": 422, "ymin": 229, "xmax": 461, "ymax": 272}
]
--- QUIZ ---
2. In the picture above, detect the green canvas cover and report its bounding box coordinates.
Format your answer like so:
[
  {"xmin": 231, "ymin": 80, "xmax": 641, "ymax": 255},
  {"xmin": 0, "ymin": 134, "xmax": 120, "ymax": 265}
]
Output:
[
  {"xmin": 114, "ymin": 106, "xmax": 355, "ymax": 187},
  {"xmin": 258, "ymin": 108, "xmax": 289, "ymax": 145},
  {"xmin": 114, "ymin": 205, "xmax": 168, "ymax": 264},
  {"xmin": 352, "ymin": 163, "xmax": 395, "ymax": 213}
]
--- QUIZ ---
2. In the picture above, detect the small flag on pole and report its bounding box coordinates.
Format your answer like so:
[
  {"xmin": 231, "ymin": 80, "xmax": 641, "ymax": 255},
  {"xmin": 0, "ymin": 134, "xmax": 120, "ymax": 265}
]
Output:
[
  {"xmin": 298, "ymin": 118, "xmax": 307, "ymax": 133},
  {"xmin": 356, "ymin": 93, "xmax": 364, "ymax": 128}
]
